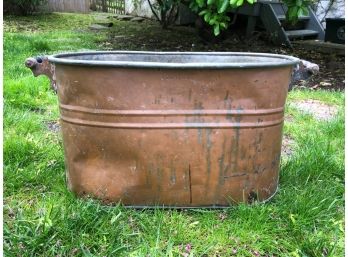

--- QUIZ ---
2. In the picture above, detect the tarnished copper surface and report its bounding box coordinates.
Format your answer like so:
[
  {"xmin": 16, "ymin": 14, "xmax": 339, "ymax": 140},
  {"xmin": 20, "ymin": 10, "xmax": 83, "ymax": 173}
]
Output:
[
  {"xmin": 25, "ymin": 56, "xmax": 57, "ymax": 92},
  {"xmin": 26, "ymin": 52, "xmax": 296, "ymax": 207}
]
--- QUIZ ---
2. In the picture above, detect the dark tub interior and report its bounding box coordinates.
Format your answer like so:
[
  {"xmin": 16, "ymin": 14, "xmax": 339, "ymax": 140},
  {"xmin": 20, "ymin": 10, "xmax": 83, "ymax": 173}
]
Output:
[{"xmin": 49, "ymin": 51, "xmax": 299, "ymax": 68}]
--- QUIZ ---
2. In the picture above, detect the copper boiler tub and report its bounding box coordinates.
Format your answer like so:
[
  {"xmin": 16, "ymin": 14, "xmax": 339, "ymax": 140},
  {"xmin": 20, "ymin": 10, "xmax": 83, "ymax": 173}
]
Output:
[{"xmin": 25, "ymin": 51, "xmax": 298, "ymax": 207}]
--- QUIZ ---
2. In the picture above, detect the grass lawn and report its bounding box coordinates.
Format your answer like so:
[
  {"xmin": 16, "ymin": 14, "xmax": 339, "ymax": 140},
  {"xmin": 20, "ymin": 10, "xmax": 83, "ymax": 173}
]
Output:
[{"xmin": 4, "ymin": 13, "xmax": 344, "ymax": 257}]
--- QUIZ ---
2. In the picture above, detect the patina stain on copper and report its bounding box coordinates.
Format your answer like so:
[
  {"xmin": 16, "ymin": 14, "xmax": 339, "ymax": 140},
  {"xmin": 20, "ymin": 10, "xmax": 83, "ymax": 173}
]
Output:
[{"xmin": 25, "ymin": 51, "xmax": 298, "ymax": 207}]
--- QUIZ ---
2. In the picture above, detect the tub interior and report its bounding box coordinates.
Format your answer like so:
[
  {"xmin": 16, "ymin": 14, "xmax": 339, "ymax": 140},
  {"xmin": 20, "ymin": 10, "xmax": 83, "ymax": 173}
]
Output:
[{"xmin": 52, "ymin": 52, "xmax": 297, "ymax": 66}]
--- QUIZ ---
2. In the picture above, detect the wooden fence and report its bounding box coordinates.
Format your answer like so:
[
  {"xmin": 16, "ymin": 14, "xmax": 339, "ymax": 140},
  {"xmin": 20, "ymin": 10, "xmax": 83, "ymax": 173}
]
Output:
[
  {"xmin": 93, "ymin": 0, "xmax": 125, "ymax": 14},
  {"xmin": 42, "ymin": 0, "xmax": 125, "ymax": 14},
  {"xmin": 46, "ymin": 0, "xmax": 90, "ymax": 13}
]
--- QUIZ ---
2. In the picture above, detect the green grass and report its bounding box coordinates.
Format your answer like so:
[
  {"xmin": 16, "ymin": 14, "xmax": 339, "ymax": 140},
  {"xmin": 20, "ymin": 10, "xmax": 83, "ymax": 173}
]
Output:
[{"xmin": 4, "ymin": 13, "xmax": 344, "ymax": 257}]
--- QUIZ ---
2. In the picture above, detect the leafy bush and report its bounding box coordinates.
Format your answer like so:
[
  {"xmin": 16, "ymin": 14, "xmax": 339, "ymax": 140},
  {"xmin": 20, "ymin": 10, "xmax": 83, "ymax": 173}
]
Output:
[
  {"xmin": 147, "ymin": 0, "xmax": 313, "ymax": 35},
  {"xmin": 147, "ymin": 0, "xmax": 180, "ymax": 28},
  {"xmin": 189, "ymin": 0, "xmax": 313, "ymax": 35},
  {"xmin": 283, "ymin": 0, "xmax": 311, "ymax": 23},
  {"xmin": 4, "ymin": 0, "xmax": 47, "ymax": 16}
]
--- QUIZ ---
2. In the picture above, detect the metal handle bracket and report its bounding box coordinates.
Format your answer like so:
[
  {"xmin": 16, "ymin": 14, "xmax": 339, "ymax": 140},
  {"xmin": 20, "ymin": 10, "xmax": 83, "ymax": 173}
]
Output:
[{"xmin": 25, "ymin": 56, "xmax": 57, "ymax": 93}]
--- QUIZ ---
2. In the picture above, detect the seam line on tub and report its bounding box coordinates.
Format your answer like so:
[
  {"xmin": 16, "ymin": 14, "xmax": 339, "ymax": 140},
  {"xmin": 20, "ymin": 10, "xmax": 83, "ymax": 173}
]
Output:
[
  {"xmin": 59, "ymin": 104, "xmax": 284, "ymax": 116},
  {"xmin": 60, "ymin": 116, "xmax": 284, "ymax": 128}
]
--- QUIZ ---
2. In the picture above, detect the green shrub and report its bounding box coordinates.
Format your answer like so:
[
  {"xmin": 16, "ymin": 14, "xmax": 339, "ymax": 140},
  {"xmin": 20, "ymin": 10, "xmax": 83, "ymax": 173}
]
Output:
[{"xmin": 4, "ymin": 0, "xmax": 47, "ymax": 16}]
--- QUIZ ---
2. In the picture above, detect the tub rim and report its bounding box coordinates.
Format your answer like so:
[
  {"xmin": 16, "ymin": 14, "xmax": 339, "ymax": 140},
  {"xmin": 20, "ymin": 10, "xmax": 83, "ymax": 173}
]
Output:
[{"xmin": 48, "ymin": 51, "xmax": 299, "ymax": 69}]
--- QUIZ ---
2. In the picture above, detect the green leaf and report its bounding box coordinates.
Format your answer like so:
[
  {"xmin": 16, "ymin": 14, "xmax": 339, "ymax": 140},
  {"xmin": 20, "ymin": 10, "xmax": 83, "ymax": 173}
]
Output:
[
  {"xmin": 204, "ymin": 12, "xmax": 212, "ymax": 22},
  {"xmin": 297, "ymin": 7, "xmax": 304, "ymax": 16},
  {"xmin": 302, "ymin": 6, "xmax": 309, "ymax": 16},
  {"xmin": 209, "ymin": 16, "xmax": 217, "ymax": 25},
  {"xmin": 199, "ymin": 10, "xmax": 208, "ymax": 15},
  {"xmin": 288, "ymin": 6, "xmax": 298, "ymax": 19},
  {"xmin": 230, "ymin": 0, "xmax": 238, "ymax": 6},
  {"xmin": 236, "ymin": 0, "xmax": 244, "ymax": 7},
  {"xmin": 246, "ymin": 0, "xmax": 254, "ymax": 4},
  {"xmin": 220, "ymin": 22, "xmax": 228, "ymax": 29},
  {"xmin": 218, "ymin": 0, "xmax": 229, "ymax": 13},
  {"xmin": 214, "ymin": 24, "xmax": 220, "ymax": 36},
  {"xmin": 207, "ymin": 0, "xmax": 215, "ymax": 5},
  {"xmin": 196, "ymin": 0, "xmax": 205, "ymax": 8},
  {"xmin": 296, "ymin": 0, "xmax": 302, "ymax": 7}
]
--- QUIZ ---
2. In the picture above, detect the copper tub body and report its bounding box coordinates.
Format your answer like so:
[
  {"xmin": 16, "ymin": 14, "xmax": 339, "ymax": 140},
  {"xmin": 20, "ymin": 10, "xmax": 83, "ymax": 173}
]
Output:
[{"xmin": 26, "ymin": 52, "xmax": 298, "ymax": 207}]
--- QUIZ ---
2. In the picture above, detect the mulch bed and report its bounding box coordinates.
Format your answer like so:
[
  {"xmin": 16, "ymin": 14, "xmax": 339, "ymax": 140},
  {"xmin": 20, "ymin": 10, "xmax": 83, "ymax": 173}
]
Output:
[{"xmin": 106, "ymin": 20, "xmax": 344, "ymax": 91}]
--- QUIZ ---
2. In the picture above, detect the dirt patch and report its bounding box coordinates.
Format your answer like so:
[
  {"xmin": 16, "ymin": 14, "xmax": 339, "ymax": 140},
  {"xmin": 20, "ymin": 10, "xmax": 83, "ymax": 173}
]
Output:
[
  {"xmin": 46, "ymin": 120, "xmax": 60, "ymax": 133},
  {"xmin": 281, "ymin": 135, "xmax": 295, "ymax": 157},
  {"xmin": 290, "ymin": 100, "xmax": 338, "ymax": 121},
  {"xmin": 104, "ymin": 18, "xmax": 344, "ymax": 91}
]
